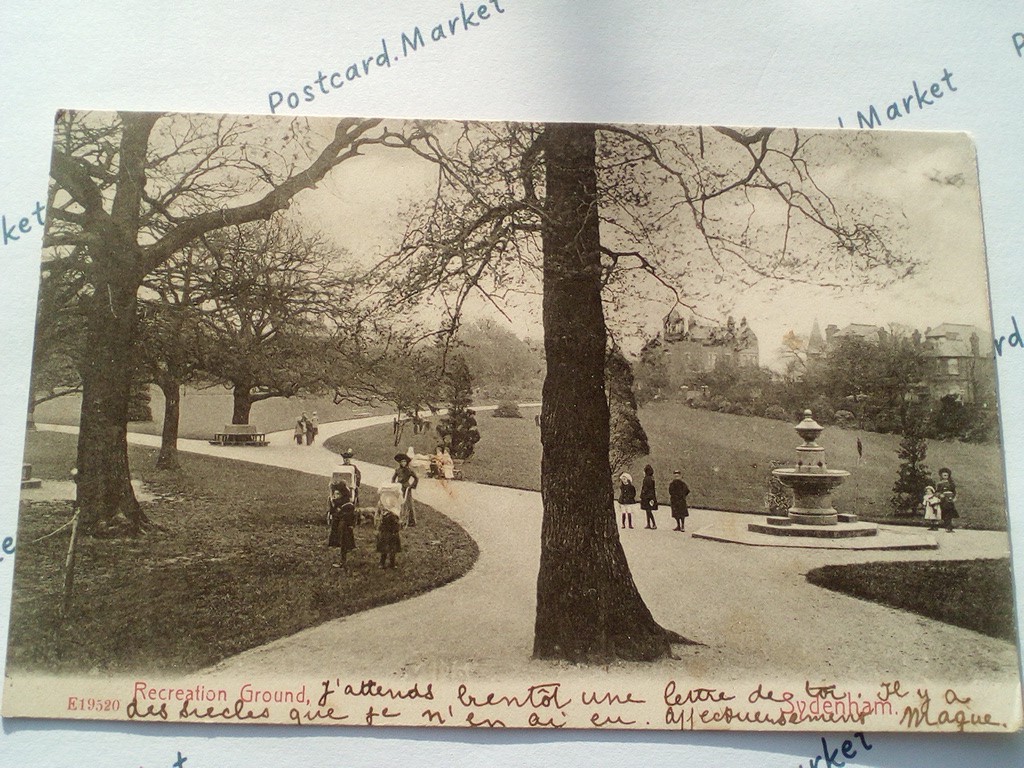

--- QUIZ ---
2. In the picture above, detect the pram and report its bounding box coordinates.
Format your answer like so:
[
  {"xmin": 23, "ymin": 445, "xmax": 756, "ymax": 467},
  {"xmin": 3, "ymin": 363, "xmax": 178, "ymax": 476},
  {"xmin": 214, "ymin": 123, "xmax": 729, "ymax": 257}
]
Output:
[
  {"xmin": 330, "ymin": 467, "xmax": 358, "ymax": 505},
  {"xmin": 330, "ymin": 466, "xmax": 369, "ymax": 524}
]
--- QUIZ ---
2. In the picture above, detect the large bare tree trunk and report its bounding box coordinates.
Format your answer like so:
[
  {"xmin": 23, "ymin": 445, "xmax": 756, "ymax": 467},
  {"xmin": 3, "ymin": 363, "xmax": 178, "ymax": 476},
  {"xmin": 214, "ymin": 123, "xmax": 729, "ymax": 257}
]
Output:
[
  {"xmin": 72, "ymin": 115, "xmax": 159, "ymax": 535},
  {"xmin": 533, "ymin": 123, "xmax": 681, "ymax": 662},
  {"xmin": 76, "ymin": 274, "xmax": 144, "ymax": 533},
  {"xmin": 49, "ymin": 115, "xmax": 386, "ymax": 537},
  {"xmin": 156, "ymin": 376, "xmax": 181, "ymax": 470},
  {"xmin": 232, "ymin": 385, "xmax": 254, "ymax": 425}
]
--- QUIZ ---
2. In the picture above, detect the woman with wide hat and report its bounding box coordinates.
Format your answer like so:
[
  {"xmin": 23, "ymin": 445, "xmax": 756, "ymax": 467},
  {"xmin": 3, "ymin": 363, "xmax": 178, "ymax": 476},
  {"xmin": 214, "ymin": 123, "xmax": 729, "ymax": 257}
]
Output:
[
  {"xmin": 392, "ymin": 453, "xmax": 419, "ymax": 527},
  {"xmin": 936, "ymin": 467, "xmax": 959, "ymax": 533}
]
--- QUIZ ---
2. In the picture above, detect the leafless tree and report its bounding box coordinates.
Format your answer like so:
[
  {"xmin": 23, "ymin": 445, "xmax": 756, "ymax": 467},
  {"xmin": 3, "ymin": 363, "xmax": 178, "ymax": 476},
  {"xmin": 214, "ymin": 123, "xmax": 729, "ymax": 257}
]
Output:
[
  {"xmin": 373, "ymin": 120, "xmax": 913, "ymax": 662},
  {"xmin": 44, "ymin": 111, "xmax": 389, "ymax": 533}
]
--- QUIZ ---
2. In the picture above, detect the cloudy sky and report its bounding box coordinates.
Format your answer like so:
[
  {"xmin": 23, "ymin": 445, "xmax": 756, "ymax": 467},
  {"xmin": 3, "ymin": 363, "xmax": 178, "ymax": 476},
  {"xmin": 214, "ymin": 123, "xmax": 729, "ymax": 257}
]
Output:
[{"xmin": 289, "ymin": 121, "xmax": 993, "ymax": 365}]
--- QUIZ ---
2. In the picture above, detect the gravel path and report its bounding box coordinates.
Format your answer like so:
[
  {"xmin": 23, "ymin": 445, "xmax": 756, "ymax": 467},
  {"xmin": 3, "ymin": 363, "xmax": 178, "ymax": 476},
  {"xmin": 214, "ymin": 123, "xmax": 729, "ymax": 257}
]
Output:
[{"xmin": 40, "ymin": 419, "xmax": 1020, "ymax": 686}]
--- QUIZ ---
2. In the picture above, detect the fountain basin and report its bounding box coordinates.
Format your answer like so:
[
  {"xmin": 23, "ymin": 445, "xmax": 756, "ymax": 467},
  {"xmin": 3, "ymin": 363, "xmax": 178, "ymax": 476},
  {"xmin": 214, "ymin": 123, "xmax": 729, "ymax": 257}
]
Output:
[
  {"xmin": 744, "ymin": 409, "xmax": 878, "ymax": 542},
  {"xmin": 772, "ymin": 468, "xmax": 850, "ymax": 525}
]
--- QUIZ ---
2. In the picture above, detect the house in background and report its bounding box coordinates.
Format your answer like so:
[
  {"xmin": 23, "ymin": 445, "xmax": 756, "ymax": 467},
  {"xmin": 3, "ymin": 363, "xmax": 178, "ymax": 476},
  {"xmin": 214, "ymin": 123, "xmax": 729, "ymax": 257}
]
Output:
[
  {"xmin": 643, "ymin": 309, "xmax": 759, "ymax": 395},
  {"xmin": 803, "ymin": 319, "xmax": 995, "ymax": 406},
  {"xmin": 920, "ymin": 323, "xmax": 995, "ymax": 406}
]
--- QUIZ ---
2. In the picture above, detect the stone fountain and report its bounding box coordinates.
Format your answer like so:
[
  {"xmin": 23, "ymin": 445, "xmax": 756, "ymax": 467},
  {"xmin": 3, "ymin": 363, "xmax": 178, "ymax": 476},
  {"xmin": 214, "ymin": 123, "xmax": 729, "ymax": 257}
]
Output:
[{"xmin": 748, "ymin": 410, "xmax": 878, "ymax": 539}]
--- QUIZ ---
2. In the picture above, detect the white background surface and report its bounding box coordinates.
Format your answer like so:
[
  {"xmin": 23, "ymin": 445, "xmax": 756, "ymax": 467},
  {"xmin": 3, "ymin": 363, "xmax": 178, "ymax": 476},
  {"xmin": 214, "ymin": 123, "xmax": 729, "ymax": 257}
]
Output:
[{"xmin": 1, "ymin": 2, "xmax": 1023, "ymax": 765}]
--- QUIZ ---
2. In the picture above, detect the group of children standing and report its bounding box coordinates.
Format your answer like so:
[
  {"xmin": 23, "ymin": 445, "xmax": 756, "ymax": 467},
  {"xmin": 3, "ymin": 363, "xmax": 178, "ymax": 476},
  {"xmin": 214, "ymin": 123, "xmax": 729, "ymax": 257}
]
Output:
[
  {"xmin": 326, "ymin": 450, "xmax": 418, "ymax": 571},
  {"xmin": 922, "ymin": 467, "xmax": 959, "ymax": 533},
  {"xmin": 616, "ymin": 465, "xmax": 691, "ymax": 532}
]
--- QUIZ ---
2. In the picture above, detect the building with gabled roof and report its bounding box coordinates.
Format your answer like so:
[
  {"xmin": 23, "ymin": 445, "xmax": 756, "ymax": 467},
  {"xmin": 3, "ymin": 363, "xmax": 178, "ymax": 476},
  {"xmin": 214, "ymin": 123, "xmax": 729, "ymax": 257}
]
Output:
[
  {"xmin": 643, "ymin": 309, "xmax": 759, "ymax": 393},
  {"xmin": 803, "ymin": 320, "xmax": 995, "ymax": 406}
]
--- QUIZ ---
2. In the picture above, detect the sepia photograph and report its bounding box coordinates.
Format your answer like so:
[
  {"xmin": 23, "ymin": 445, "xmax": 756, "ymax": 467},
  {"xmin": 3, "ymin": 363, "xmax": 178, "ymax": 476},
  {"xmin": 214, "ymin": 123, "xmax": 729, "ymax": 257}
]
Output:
[{"xmin": 4, "ymin": 112, "xmax": 1020, "ymax": 731}]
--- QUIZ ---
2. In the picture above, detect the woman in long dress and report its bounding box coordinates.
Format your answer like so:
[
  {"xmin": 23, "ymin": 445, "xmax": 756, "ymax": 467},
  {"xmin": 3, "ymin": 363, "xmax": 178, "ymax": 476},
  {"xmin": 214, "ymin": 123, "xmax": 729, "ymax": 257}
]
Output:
[
  {"xmin": 440, "ymin": 446, "xmax": 455, "ymax": 480},
  {"xmin": 936, "ymin": 467, "xmax": 958, "ymax": 533},
  {"xmin": 669, "ymin": 470, "xmax": 690, "ymax": 532},
  {"xmin": 392, "ymin": 453, "xmax": 419, "ymax": 527}
]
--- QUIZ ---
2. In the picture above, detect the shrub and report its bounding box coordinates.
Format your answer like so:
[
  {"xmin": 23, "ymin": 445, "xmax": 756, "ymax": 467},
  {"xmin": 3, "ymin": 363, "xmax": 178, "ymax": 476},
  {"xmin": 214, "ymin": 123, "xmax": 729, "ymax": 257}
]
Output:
[
  {"xmin": 765, "ymin": 459, "xmax": 792, "ymax": 513},
  {"xmin": 809, "ymin": 396, "xmax": 835, "ymax": 424},
  {"xmin": 833, "ymin": 409, "xmax": 856, "ymax": 427},
  {"xmin": 890, "ymin": 422, "xmax": 933, "ymax": 517},
  {"xmin": 492, "ymin": 401, "xmax": 523, "ymax": 419},
  {"xmin": 436, "ymin": 356, "xmax": 481, "ymax": 460},
  {"xmin": 963, "ymin": 409, "xmax": 998, "ymax": 443},
  {"xmin": 763, "ymin": 404, "xmax": 790, "ymax": 422},
  {"xmin": 710, "ymin": 395, "xmax": 732, "ymax": 412}
]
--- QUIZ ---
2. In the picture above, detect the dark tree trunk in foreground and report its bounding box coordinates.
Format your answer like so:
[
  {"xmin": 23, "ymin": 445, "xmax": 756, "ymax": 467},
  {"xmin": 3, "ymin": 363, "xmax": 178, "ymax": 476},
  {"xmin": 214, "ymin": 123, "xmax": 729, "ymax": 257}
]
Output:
[
  {"xmin": 156, "ymin": 377, "xmax": 181, "ymax": 470},
  {"xmin": 76, "ymin": 273, "xmax": 145, "ymax": 533},
  {"xmin": 533, "ymin": 123, "xmax": 681, "ymax": 661},
  {"xmin": 232, "ymin": 385, "xmax": 254, "ymax": 425},
  {"xmin": 69, "ymin": 114, "xmax": 160, "ymax": 534}
]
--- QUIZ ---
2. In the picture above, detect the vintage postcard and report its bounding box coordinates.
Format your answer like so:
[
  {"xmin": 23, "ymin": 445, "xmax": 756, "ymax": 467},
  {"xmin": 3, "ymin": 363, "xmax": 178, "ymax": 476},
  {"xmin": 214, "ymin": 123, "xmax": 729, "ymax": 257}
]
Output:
[{"xmin": 4, "ymin": 112, "xmax": 1021, "ymax": 732}]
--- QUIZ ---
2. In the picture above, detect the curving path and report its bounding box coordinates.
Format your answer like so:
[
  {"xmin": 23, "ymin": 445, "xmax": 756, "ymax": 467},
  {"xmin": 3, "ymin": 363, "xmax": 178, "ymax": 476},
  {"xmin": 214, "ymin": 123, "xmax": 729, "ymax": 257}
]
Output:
[{"xmin": 39, "ymin": 418, "xmax": 1020, "ymax": 684}]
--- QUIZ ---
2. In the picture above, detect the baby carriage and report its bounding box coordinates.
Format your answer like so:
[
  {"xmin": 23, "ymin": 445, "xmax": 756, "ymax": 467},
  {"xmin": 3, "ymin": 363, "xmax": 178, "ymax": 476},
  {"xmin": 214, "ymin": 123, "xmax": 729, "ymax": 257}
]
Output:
[
  {"xmin": 375, "ymin": 483, "xmax": 404, "ymax": 528},
  {"xmin": 330, "ymin": 467, "xmax": 358, "ymax": 506}
]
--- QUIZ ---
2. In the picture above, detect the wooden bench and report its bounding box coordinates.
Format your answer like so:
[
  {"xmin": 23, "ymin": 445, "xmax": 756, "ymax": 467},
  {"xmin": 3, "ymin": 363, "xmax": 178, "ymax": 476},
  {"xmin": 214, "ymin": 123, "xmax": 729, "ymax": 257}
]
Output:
[
  {"xmin": 21, "ymin": 463, "xmax": 41, "ymax": 489},
  {"xmin": 209, "ymin": 424, "xmax": 268, "ymax": 447}
]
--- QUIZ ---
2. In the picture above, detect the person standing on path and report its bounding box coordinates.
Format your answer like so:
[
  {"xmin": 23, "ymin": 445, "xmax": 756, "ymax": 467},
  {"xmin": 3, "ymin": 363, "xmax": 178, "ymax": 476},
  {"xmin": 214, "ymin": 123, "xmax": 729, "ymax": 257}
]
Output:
[
  {"xmin": 294, "ymin": 415, "xmax": 306, "ymax": 446},
  {"xmin": 669, "ymin": 470, "xmax": 690, "ymax": 532},
  {"xmin": 936, "ymin": 467, "xmax": 959, "ymax": 533},
  {"xmin": 392, "ymin": 453, "xmax": 419, "ymax": 527},
  {"xmin": 341, "ymin": 448, "xmax": 362, "ymax": 507},
  {"xmin": 640, "ymin": 464, "xmax": 658, "ymax": 529},
  {"xmin": 618, "ymin": 472, "xmax": 637, "ymax": 529},
  {"xmin": 309, "ymin": 411, "xmax": 320, "ymax": 444},
  {"xmin": 303, "ymin": 411, "xmax": 315, "ymax": 445}
]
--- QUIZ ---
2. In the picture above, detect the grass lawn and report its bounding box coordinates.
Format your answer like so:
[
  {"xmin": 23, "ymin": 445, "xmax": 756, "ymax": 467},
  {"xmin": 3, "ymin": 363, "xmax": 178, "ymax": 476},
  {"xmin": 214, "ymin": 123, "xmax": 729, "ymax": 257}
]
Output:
[
  {"xmin": 32, "ymin": 387, "xmax": 389, "ymax": 441},
  {"xmin": 7, "ymin": 431, "xmax": 478, "ymax": 674},
  {"xmin": 328, "ymin": 402, "xmax": 1009, "ymax": 530},
  {"xmin": 806, "ymin": 559, "xmax": 1018, "ymax": 642}
]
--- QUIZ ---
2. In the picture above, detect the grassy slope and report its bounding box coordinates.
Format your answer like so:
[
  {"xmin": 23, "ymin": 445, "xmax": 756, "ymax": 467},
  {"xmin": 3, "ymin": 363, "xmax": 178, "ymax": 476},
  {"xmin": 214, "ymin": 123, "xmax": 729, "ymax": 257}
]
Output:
[
  {"xmin": 7, "ymin": 431, "xmax": 478, "ymax": 673},
  {"xmin": 806, "ymin": 559, "xmax": 1018, "ymax": 642},
  {"xmin": 329, "ymin": 402, "xmax": 1010, "ymax": 530}
]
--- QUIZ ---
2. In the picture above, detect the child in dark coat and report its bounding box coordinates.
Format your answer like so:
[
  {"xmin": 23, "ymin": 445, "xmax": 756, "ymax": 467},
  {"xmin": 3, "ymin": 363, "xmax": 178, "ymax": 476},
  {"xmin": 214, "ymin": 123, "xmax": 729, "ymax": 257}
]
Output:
[
  {"xmin": 618, "ymin": 473, "xmax": 637, "ymax": 529},
  {"xmin": 328, "ymin": 487, "xmax": 356, "ymax": 568},
  {"xmin": 376, "ymin": 508, "xmax": 401, "ymax": 568},
  {"xmin": 640, "ymin": 464, "xmax": 658, "ymax": 529}
]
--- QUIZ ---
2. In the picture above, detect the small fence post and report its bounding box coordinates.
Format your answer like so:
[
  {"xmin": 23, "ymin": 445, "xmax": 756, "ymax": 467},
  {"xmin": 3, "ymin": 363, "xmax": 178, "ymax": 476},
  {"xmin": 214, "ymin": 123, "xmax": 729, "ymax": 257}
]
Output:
[{"xmin": 60, "ymin": 508, "xmax": 81, "ymax": 621}]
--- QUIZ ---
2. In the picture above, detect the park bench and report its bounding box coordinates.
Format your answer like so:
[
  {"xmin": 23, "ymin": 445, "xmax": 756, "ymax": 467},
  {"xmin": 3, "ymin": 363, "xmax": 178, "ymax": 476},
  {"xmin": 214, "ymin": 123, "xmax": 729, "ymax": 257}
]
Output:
[
  {"xmin": 21, "ymin": 463, "xmax": 41, "ymax": 489},
  {"xmin": 209, "ymin": 424, "xmax": 268, "ymax": 447}
]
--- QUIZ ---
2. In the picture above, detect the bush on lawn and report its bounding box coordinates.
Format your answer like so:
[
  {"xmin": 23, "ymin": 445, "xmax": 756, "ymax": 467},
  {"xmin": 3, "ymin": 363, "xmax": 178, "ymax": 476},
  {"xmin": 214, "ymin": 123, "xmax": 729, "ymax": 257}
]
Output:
[{"xmin": 492, "ymin": 401, "xmax": 522, "ymax": 419}]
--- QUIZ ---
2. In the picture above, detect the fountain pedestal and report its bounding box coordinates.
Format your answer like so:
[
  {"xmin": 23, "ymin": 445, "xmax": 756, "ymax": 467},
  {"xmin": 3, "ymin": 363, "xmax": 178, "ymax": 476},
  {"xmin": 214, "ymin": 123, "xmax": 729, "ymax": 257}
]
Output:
[{"xmin": 748, "ymin": 410, "xmax": 876, "ymax": 540}]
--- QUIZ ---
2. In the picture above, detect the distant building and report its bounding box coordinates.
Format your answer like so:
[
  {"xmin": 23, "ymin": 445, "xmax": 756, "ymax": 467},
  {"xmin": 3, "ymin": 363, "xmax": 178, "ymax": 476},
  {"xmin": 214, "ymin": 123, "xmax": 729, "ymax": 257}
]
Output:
[
  {"xmin": 803, "ymin": 320, "xmax": 995, "ymax": 405},
  {"xmin": 806, "ymin": 319, "xmax": 825, "ymax": 361},
  {"xmin": 642, "ymin": 310, "xmax": 759, "ymax": 392},
  {"xmin": 920, "ymin": 323, "xmax": 994, "ymax": 405}
]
